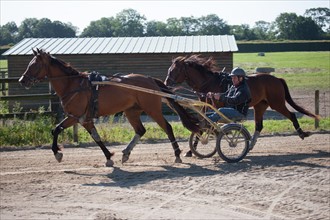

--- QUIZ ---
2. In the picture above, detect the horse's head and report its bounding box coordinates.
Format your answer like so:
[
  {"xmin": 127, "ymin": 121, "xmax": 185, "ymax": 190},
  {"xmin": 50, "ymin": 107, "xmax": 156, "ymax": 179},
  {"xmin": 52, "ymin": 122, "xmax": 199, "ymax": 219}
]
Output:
[
  {"xmin": 164, "ymin": 56, "xmax": 187, "ymax": 87},
  {"xmin": 19, "ymin": 48, "xmax": 51, "ymax": 88},
  {"xmin": 165, "ymin": 55, "xmax": 222, "ymax": 92}
]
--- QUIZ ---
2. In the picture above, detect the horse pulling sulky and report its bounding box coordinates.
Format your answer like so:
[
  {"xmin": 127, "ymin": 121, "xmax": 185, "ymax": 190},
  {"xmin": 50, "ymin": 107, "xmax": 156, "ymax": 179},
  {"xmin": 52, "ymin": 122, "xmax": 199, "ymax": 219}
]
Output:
[{"xmin": 165, "ymin": 54, "xmax": 321, "ymax": 157}]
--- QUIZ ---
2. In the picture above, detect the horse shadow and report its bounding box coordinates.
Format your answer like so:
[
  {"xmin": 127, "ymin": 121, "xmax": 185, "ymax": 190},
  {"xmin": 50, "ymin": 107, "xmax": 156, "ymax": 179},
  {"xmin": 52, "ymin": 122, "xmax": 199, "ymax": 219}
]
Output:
[
  {"xmin": 80, "ymin": 163, "xmax": 221, "ymax": 188},
  {"xmin": 65, "ymin": 150, "xmax": 329, "ymax": 188}
]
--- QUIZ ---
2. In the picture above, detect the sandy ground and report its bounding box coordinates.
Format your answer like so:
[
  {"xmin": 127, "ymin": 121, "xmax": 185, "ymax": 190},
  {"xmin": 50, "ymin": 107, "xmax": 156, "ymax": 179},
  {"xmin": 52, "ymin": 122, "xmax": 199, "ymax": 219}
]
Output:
[{"xmin": 0, "ymin": 132, "xmax": 329, "ymax": 220}]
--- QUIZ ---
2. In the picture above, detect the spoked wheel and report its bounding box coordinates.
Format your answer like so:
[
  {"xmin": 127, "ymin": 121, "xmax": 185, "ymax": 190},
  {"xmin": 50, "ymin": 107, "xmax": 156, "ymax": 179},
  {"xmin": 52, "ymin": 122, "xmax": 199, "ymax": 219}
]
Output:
[
  {"xmin": 189, "ymin": 128, "xmax": 217, "ymax": 158},
  {"xmin": 216, "ymin": 124, "xmax": 250, "ymax": 163}
]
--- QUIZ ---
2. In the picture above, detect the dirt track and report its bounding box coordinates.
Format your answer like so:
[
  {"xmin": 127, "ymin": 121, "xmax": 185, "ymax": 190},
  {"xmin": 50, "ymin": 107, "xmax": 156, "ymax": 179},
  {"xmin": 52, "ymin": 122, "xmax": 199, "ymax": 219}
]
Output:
[{"xmin": 0, "ymin": 133, "xmax": 329, "ymax": 220}]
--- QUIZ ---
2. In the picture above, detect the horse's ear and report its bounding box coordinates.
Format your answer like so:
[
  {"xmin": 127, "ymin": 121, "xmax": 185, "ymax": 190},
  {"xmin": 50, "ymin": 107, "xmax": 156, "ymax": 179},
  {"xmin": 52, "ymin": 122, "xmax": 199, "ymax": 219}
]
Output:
[
  {"xmin": 32, "ymin": 49, "xmax": 37, "ymax": 56},
  {"xmin": 37, "ymin": 48, "xmax": 41, "ymax": 53}
]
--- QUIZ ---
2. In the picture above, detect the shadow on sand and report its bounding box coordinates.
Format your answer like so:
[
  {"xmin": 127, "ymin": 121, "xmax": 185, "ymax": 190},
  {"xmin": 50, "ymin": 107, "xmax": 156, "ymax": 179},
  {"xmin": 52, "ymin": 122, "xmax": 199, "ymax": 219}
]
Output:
[{"xmin": 65, "ymin": 149, "xmax": 329, "ymax": 188}]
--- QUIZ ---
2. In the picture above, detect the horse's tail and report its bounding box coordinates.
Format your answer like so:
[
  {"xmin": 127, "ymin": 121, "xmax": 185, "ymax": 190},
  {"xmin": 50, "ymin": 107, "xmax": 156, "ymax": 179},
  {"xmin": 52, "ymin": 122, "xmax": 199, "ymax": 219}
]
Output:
[
  {"xmin": 153, "ymin": 78, "xmax": 200, "ymax": 133},
  {"xmin": 279, "ymin": 78, "xmax": 321, "ymax": 120}
]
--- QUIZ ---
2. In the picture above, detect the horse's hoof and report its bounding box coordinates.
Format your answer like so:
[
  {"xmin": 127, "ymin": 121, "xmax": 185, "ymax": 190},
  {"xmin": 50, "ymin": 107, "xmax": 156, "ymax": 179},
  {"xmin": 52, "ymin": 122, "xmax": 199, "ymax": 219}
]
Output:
[
  {"xmin": 122, "ymin": 154, "xmax": 130, "ymax": 164},
  {"xmin": 55, "ymin": 152, "xmax": 63, "ymax": 163},
  {"xmin": 184, "ymin": 151, "xmax": 193, "ymax": 157},
  {"xmin": 175, "ymin": 157, "xmax": 182, "ymax": 163},
  {"xmin": 298, "ymin": 131, "xmax": 311, "ymax": 140},
  {"xmin": 106, "ymin": 159, "xmax": 114, "ymax": 167},
  {"xmin": 249, "ymin": 140, "xmax": 256, "ymax": 151}
]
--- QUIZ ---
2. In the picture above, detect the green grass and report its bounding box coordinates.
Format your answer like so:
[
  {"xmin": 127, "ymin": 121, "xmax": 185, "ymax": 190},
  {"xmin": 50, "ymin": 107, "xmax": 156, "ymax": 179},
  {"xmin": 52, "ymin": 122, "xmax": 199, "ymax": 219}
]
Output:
[
  {"xmin": 243, "ymin": 117, "xmax": 330, "ymax": 135},
  {"xmin": 234, "ymin": 52, "xmax": 330, "ymax": 89},
  {"xmin": 0, "ymin": 60, "xmax": 7, "ymax": 69},
  {"xmin": 234, "ymin": 52, "xmax": 329, "ymax": 69},
  {"xmin": 0, "ymin": 117, "xmax": 329, "ymax": 147}
]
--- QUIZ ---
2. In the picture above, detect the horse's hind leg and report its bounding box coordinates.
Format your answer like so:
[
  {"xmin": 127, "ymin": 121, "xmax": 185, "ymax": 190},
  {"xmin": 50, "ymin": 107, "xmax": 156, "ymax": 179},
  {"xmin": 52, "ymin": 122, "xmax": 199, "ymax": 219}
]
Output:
[
  {"xmin": 51, "ymin": 116, "xmax": 77, "ymax": 162},
  {"xmin": 121, "ymin": 108, "xmax": 146, "ymax": 163},
  {"xmin": 82, "ymin": 122, "xmax": 114, "ymax": 167},
  {"xmin": 269, "ymin": 100, "xmax": 311, "ymax": 139}
]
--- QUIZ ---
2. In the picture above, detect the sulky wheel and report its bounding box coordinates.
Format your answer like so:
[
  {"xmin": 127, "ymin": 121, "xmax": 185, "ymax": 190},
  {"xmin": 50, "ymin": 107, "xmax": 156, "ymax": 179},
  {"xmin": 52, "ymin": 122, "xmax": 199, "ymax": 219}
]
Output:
[
  {"xmin": 216, "ymin": 123, "xmax": 251, "ymax": 163},
  {"xmin": 189, "ymin": 127, "xmax": 218, "ymax": 158}
]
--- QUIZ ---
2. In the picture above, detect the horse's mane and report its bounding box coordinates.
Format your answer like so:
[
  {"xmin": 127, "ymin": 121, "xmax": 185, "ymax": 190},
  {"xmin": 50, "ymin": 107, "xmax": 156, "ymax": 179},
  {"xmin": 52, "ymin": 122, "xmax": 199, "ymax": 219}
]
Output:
[
  {"xmin": 50, "ymin": 56, "xmax": 81, "ymax": 76},
  {"xmin": 175, "ymin": 54, "xmax": 220, "ymax": 73}
]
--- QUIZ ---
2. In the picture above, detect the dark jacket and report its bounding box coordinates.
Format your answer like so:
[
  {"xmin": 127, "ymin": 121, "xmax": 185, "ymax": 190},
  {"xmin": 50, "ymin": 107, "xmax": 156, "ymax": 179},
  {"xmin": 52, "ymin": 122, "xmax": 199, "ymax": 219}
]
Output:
[{"xmin": 221, "ymin": 80, "xmax": 251, "ymax": 116}]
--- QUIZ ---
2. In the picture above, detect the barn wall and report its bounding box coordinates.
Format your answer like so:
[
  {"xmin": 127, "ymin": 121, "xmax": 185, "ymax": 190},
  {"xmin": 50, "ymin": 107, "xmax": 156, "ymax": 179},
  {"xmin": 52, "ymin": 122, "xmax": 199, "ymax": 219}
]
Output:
[{"xmin": 56, "ymin": 52, "xmax": 233, "ymax": 81}]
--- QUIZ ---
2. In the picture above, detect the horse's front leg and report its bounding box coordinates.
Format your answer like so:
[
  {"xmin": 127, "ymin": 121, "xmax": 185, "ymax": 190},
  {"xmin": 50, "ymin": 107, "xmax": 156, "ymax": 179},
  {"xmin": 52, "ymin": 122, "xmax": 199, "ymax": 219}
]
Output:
[
  {"xmin": 82, "ymin": 122, "xmax": 114, "ymax": 167},
  {"xmin": 51, "ymin": 117, "xmax": 77, "ymax": 162},
  {"xmin": 250, "ymin": 102, "xmax": 268, "ymax": 151}
]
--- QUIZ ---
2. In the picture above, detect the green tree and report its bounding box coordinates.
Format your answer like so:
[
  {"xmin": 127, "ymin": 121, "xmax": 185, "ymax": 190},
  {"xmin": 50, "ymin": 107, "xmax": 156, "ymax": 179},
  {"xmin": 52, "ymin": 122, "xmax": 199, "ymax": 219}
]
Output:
[
  {"xmin": 166, "ymin": 18, "xmax": 184, "ymax": 36},
  {"xmin": 230, "ymin": 24, "xmax": 257, "ymax": 40},
  {"xmin": 16, "ymin": 18, "xmax": 76, "ymax": 40},
  {"xmin": 180, "ymin": 16, "xmax": 199, "ymax": 35},
  {"xmin": 275, "ymin": 12, "xmax": 322, "ymax": 40},
  {"xmin": 115, "ymin": 9, "xmax": 146, "ymax": 37},
  {"xmin": 252, "ymin": 21, "xmax": 272, "ymax": 40},
  {"xmin": 17, "ymin": 18, "xmax": 39, "ymax": 39},
  {"xmin": 0, "ymin": 22, "xmax": 18, "ymax": 45},
  {"xmin": 198, "ymin": 14, "xmax": 230, "ymax": 35},
  {"xmin": 304, "ymin": 7, "xmax": 330, "ymax": 33},
  {"xmin": 145, "ymin": 20, "xmax": 168, "ymax": 36},
  {"xmin": 80, "ymin": 17, "xmax": 117, "ymax": 37}
]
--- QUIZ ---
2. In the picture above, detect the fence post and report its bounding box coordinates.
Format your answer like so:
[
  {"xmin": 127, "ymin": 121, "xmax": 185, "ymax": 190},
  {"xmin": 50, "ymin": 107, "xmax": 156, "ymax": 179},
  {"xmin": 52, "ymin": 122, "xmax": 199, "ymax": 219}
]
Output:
[
  {"xmin": 315, "ymin": 90, "xmax": 319, "ymax": 129},
  {"xmin": 73, "ymin": 124, "xmax": 78, "ymax": 143},
  {"xmin": 1, "ymin": 71, "xmax": 5, "ymax": 96}
]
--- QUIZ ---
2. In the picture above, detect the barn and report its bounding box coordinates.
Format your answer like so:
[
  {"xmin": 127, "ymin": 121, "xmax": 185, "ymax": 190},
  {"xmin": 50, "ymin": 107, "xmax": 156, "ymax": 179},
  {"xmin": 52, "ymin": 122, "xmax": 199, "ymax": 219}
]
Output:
[{"xmin": 2, "ymin": 35, "xmax": 238, "ymax": 111}]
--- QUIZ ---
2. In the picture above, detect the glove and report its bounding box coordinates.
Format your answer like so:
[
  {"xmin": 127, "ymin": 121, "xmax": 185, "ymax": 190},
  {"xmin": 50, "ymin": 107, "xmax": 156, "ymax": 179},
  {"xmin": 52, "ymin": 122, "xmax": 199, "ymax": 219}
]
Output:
[{"xmin": 213, "ymin": 93, "xmax": 220, "ymax": 100}]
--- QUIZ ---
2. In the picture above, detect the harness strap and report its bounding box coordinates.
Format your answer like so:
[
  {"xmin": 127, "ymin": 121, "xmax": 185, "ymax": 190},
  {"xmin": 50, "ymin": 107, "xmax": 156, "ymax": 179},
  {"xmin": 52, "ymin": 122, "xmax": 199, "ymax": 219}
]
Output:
[{"xmin": 89, "ymin": 84, "xmax": 99, "ymax": 119}]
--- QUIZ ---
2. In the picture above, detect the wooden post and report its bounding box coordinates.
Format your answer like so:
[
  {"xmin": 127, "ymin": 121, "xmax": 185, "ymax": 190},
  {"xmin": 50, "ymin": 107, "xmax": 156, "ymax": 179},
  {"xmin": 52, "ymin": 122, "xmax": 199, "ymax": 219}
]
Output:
[
  {"xmin": 315, "ymin": 90, "xmax": 319, "ymax": 129},
  {"xmin": 1, "ymin": 71, "xmax": 5, "ymax": 96},
  {"xmin": 73, "ymin": 124, "xmax": 78, "ymax": 143}
]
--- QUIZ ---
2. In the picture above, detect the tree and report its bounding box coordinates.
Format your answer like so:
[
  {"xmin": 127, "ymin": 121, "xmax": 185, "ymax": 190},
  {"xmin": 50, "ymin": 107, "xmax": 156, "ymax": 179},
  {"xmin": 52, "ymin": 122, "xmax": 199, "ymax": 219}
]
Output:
[
  {"xmin": 304, "ymin": 7, "xmax": 330, "ymax": 33},
  {"xmin": 0, "ymin": 22, "xmax": 18, "ymax": 45},
  {"xmin": 198, "ymin": 14, "xmax": 230, "ymax": 35},
  {"xmin": 166, "ymin": 18, "xmax": 184, "ymax": 36},
  {"xmin": 252, "ymin": 21, "xmax": 272, "ymax": 40},
  {"xmin": 80, "ymin": 17, "xmax": 117, "ymax": 37},
  {"xmin": 275, "ymin": 12, "xmax": 322, "ymax": 40},
  {"xmin": 230, "ymin": 24, "xmax": 257, "ymax": 40},
  {"xmin": 16, "ymin": 18, "xmax": 76, "ymax": 41},
  {"xmin": 145, "ymin": 21, "xmax": 168, "ymax": 36},
  {"xmin": 17, "ymin": 18, "xmax": 39, "ymax": 39},
  {"xmin": 35, "ymin": 19, "xmax": 76, "ymax": 38},
  {"xmin": 115, "ymin": 9, "xmax": 146, "ymax": 37},
  {"xmin": 180, "ymin": 16, "xmax": 200, "ymax": 35}
]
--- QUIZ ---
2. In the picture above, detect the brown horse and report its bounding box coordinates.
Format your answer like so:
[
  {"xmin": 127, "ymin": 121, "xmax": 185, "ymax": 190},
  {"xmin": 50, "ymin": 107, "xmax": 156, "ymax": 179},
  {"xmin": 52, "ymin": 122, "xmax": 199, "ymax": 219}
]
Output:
[
  {"xmin": 165, "ymin": 55, "xmax": 320, "ymax": 155},
  {"xmin": 19, "ymin": 49, "xmax": 199, "ymax": 166}
]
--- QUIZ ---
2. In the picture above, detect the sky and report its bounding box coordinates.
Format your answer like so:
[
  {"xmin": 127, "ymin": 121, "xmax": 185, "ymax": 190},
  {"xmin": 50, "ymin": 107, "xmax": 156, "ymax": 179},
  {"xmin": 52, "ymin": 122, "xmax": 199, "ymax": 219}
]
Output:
[{"xmin": 1, "ymin": 0, "xmax": 329, "ymax": 34}]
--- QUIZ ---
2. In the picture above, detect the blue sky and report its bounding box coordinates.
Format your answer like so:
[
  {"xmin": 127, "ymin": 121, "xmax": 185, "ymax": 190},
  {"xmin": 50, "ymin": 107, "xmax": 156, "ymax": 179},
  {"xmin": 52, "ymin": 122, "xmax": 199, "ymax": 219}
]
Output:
[{"xmin": 1, "ymin": 0, "xmax": 329, "ymax": 33}]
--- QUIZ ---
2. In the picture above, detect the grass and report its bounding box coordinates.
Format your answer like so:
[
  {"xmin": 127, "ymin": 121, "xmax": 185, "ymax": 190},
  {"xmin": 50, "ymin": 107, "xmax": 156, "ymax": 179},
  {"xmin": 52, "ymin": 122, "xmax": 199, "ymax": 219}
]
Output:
[
  {"xmin": 234, "ymin": 52, "xmax": 330, "ymax": 89},
  {"xmin": 1, "ymin": 116, "xmax": 329, "ymax": 147},
  {"xmin": 0, "ymin": 60, "xmax": 7, "ymax": 69}
]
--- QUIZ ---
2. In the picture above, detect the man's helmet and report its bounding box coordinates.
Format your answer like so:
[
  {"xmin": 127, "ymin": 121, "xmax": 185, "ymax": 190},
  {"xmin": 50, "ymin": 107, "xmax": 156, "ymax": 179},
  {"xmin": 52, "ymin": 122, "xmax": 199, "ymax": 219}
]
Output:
[{"xmin": 229, "ymin": 67, "xmax": 246, "ymax": 77}]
